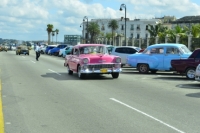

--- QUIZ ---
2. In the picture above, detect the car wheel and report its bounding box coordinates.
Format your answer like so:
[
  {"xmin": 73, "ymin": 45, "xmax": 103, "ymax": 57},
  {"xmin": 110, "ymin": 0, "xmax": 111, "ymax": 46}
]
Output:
[
  {"xmin": 150, "ymin": 70, "xmax": 157, "ymax": 74},
  {"xmin": 186, "ymin": 67, "xmax": 195, "ymax": 79},
  {"xmin": 112, "ymin": 73, "xmax": 119, "ymax": 78},
  {"xmin": 138, "ymin": 64, "xmax": 149, "ymax": 73},
  {"xmin": 67, "ymin": 65, "xmax": 73, "ymax": 75},
  {"xmin": 78, "ymin": 65, "xmax": 85, "ymax": 79}
]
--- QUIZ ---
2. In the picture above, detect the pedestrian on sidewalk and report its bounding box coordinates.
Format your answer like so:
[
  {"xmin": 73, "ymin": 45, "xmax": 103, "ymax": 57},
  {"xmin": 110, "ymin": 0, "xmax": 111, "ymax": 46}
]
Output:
[{"xmin": 35, "ymin": 43, "xmax": 41, "ymax": 61}]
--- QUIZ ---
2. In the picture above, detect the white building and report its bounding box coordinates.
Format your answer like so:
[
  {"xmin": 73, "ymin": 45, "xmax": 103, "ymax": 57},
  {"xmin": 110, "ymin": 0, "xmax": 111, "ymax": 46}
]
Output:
[{"xmin": 81, "ymin": 18, "xmax": 162, "ymax": 43}]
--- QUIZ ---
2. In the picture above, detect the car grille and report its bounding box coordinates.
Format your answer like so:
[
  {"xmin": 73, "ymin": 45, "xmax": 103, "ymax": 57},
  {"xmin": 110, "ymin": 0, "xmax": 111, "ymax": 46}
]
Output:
[{"xmin": 87, "ymin": 64, "xmax": 115, "ymax": 70}]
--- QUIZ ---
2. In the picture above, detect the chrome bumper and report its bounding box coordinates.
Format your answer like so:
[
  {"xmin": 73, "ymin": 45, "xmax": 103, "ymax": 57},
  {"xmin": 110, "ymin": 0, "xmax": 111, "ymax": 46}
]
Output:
[
  {"xmin": 80, "ymin": 68, "xmax": 122, "ymax": 74},
  {"xmin": 80, "ymin": 63, "xmax": 122, "ymax": 74}
]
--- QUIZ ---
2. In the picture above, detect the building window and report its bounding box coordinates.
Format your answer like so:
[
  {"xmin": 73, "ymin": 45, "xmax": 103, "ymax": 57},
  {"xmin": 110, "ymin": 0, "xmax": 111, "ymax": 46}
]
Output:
[
  {"xmin": 137, "ymin": 25, "xmax": 140, "ymax": 30},
  {"xmin": 131, "ymin": 25, "xmax": 134, "ymax": 30},
  {"xmin": 137, "ymin": 34, "xmax": 140, "ymax": 39},
  {"xmin": 131, "ymin": 33, "xmax": 134, "ymax": 38},
  {"xmin": 121, "ymin": 25, "xmax": 124, "ymax": 30},
  {"xmin": 145, "ymin": 33, "xmax": 148, "ymax": 38},
  {"xmin": 146, "ymin": 25, "xmax": 148, "ymax": 30}
]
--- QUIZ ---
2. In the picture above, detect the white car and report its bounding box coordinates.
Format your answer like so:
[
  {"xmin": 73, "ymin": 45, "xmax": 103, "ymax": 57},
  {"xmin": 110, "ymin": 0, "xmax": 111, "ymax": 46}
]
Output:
[
  {"xmin": 110, "ymin": 46, "xmax": 141, "ymax": 67},
  {"xmin": 195, "ymin": 64, "xmax": 200, "ymax": 81}
]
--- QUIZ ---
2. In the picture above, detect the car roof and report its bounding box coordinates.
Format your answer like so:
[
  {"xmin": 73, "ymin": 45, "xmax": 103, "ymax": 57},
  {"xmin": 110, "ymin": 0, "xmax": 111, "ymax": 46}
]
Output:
[
  {"xmin": 149, "ymin": 43, "xmax": 185, "ymax": 48},
  {"xmin": 75, "ymin": 44, "xmax": 105, "ymax": 47}
]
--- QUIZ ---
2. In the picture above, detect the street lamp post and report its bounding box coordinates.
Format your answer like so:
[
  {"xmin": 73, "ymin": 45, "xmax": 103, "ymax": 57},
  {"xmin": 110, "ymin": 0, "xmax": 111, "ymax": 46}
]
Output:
[
  {"xmin": 120, "ymin": 4, "xmax": 126, "ymax": 46},
  {"xmin": 83, "ymin": 16, "xmax": 89, "ymax": 44},
  {"xmin": 80, "ymin": 23, "xmax": 84, "ymax": 43}
]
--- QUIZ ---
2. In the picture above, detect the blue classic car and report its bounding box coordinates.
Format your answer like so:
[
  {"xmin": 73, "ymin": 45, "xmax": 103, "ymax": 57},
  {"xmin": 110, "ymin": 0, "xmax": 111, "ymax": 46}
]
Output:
[{"xmin": 126, "ymin": 43, "xmax": 192, "ymax": 73}]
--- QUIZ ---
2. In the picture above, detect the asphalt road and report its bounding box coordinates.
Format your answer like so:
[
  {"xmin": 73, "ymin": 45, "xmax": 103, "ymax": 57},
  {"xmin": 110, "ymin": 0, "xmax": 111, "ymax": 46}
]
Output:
[{"xmin": 0, "ymin": 50, "xmax": 200, "ymax": 133}]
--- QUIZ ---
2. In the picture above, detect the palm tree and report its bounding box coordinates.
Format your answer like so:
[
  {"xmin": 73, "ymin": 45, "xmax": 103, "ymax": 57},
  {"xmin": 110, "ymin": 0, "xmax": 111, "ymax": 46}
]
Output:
[
  {"xmin": 46, "ymin": 24, "xmax": 54, "ymax": 45},
  {"xmin": 52, "ymin": 31, "xmax": 55, "ymax": 44},
  {"xmin": 147, "ymin": 23, "xmax": 168, "ymax": 44},
  {"xmin": 108, "ymin": 20, "xmax": 119, "ymax": 45},
  {"xmin": 87, "ymin": 22, "xmax": 100, "ymax": 43},
  {"xmin": 55, "ymin": 29, "xmax": 59, "ymax": 44}
]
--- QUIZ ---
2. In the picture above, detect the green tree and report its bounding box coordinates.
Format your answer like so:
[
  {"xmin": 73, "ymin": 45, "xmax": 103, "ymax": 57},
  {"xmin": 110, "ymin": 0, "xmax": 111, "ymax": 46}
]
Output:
[
  {"xmin": 87, "ymin": 22, "xmax": 100, "ymax": 43},
  {"xmin": 108, "ymin": 20, "xmax": 119, "ymax": 43},
  {"xmin": 105, "ymin": 32, "xmax": 112, "ymax": 40},
  {"xmin": 46, "ymin": 24, "xmax": 54, "ymax": 45},
  {"xmin": 55, "ymin": 29, "xmax": 59, "ymax": 44},
  {"xmin": 147, "ymin": 23, "xmax": 169, "ymax": 44}
]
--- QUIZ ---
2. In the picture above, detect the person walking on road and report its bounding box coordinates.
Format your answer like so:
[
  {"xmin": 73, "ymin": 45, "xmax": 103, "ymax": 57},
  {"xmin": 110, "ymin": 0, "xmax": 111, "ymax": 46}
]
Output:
[{"xmin": 35, "ymin": 43, "xmax": 41, "ymax": 61}]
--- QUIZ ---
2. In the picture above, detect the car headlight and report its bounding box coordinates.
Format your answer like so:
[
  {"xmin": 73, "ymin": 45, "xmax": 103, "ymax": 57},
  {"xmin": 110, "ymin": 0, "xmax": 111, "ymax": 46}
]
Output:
[
  {"xmin": 83, "ymin": 58, "xmax": 89, "ymax": 64},
  {"xmin": 115, "ymin": 58, "xmax": 121, "ymax": 63}
]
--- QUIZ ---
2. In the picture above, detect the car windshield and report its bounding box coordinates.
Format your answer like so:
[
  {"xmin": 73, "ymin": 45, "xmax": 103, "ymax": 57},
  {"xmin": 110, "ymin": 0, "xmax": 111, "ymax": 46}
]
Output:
[
  {"xmin": 179, "ymin": 46, "xmax": 191, "ymax": 54},
  {"xmin": 80, "ymin": 46, "xmax": 108, "ymax": 54}
]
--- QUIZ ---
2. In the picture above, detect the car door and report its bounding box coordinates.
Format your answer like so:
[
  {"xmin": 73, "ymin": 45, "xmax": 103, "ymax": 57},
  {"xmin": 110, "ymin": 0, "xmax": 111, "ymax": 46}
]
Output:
[
  {"xmin": 164, "ymin": 46, "xmax": 181, "ymax": 70},
  {"xmin": 70, "ymin": 48, "xmax": 79, "ymax": 71},
  {"xmin": 149, "ymin": 47, "xmax": 164, "ymax": 70},
  {"xmin": 113, "ymin": 47, "xmax": 130, "ymax": 64}
]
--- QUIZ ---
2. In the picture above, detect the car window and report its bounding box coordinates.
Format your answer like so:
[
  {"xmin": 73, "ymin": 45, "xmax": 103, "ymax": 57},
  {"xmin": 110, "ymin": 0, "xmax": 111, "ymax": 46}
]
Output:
[
  {"xmin": 127, "ymin": 48, "xmax": 137, "ymax": 54},
  {"xmin": 179, "ymin": 46, "xmax": 191, "ymax": 54},
  {"xmin": 196, "ymin": 52, "xmax": 200, "ymax": 58},
  {"xmin": 79, "ymin": 46, "xmax": 107, "ymax": 54},
  {"xmin": 73, "ymin": 48, "xmax": 79, "ymax": 55},
  {"xmin": 150, "ymin": 47, "xmax": 164, "ymax": 54},
  {"xmin": 115, "ymin": 48, "xmax": 124, "ymax": 53},
  {"xmin": 166, "ymin": 47, "xmax": 179, "ymax": 54}
]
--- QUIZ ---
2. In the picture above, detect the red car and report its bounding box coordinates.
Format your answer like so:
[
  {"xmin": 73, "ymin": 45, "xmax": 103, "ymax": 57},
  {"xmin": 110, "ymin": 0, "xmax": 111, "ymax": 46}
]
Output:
[{"xmin": 64, "ymin": 44, "xmax": 122, "ymax": 79}]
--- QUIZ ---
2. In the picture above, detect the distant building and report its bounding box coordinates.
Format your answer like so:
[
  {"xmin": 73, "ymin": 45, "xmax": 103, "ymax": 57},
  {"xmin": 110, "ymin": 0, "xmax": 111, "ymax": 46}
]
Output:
[
  {"xmin": 81, "ymin": 18, "xmax": 162, "ymax": 40},
  {"xmin": 171, "ymin": 15, "xmax": 200, "ymax": 29},
  {"xmin": 64, "ymin": 35, "xmax": 81, "ymax": 45}
]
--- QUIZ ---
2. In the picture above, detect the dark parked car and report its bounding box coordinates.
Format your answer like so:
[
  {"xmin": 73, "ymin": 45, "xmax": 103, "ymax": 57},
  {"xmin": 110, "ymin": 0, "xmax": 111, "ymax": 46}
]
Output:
[
  {"xmin": 170, "ymin": 48, "xmax": 200, "ymax": 79},
  {"xmin": 16, "ymin": 46, "xmax": 29, "ymax": 55}
]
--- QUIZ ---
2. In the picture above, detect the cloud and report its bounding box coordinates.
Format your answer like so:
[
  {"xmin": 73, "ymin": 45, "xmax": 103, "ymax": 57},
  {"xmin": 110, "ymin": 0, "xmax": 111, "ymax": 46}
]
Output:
[{"xmin": 0, "ymin": 0, "xmax": 200, "ymax": 41}]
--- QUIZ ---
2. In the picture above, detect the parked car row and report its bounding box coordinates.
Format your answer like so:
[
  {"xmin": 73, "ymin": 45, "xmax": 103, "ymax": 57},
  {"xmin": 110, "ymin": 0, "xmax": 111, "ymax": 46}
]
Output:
[{"xmin": 35, "ymin": 43, "xmax": 200, "ymax": 81}]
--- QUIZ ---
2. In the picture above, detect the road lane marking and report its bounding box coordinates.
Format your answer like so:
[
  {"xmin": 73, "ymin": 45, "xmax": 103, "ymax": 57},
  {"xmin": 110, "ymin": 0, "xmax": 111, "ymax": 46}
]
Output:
[
  {"xmin": 110, "ymin": 98, "xmax": 185, "ymax": 133},
  {"xmin": 48, "ymin": 69, "xmax": 61, "ymax": 75},
  {"xmin": 31, "ymin": 60, "xmax": 36, "ymax": 63},
  {"xmin": 0, "ymin": 80, "xmax": 5, "ymax": 133}
]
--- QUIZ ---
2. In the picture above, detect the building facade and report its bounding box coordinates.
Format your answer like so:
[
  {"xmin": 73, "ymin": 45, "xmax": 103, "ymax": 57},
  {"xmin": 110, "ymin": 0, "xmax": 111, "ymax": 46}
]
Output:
[
  {"xmin": 81, "ymin": 18, "xmax": 162, "ymax": 41},
  {"xmin": 64, "ymin": 35, "xmax": 81, "ymax": 45}
]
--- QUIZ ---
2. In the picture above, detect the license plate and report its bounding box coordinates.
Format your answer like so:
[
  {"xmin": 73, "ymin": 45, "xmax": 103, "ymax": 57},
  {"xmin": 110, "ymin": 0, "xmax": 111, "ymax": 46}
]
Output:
[{"xmin": 100, "ymin": 68, "xmax": 107, "ymax": 73}]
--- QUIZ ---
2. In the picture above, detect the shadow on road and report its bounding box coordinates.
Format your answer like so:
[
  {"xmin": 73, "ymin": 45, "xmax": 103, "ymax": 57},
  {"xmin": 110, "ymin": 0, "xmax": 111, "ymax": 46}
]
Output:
[
  {"xmin": 41, "ymin": 72, "xmax": 114, "ymax": 80},
  {"xmin": 153, "ymin": 76, "xmax": 190, "ymax": 81},
  {"xmin": 186, "ymin": 92, "xmax": 200, "ymax": 98},
  {"xmin": 176, "ymin": 83, "xmax": 200, "ymax": 89}
]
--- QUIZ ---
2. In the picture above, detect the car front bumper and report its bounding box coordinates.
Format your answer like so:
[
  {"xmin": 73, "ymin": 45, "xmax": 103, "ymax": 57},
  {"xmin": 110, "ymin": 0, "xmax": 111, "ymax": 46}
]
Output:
[
  {"xmin": 80, "ymin": 64, "xmax": 122, "ymax": 74},
  {"xmin": 80, "ymin": 68, "xmax": 122, "ymax": 74}
]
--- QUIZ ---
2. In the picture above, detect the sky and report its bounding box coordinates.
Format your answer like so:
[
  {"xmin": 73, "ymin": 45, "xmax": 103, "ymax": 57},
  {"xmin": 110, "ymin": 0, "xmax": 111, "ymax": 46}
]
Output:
[{"xmin": 1, "ymin": 0, "xmax": 200, "ymax": 42}]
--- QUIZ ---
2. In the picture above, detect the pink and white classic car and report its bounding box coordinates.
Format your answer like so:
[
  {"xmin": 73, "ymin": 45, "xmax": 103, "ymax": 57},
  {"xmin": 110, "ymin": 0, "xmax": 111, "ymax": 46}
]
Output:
[{"xmin": 64, "ymin": 44, "xmax": 122, "ymax": 79}]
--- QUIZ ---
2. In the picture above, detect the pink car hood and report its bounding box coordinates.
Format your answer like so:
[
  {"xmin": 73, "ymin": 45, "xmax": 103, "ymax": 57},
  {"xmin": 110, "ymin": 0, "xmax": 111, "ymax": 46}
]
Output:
[{"xmin": 80, "ymin": 54, "xmax": 117, "ymax": 63}]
